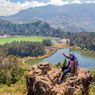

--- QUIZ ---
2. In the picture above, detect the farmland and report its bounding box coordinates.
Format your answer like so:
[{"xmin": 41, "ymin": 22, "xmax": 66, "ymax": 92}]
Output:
[{"xmin": 0, "ymin": 36, "xmax": 46, "ymax": 44}]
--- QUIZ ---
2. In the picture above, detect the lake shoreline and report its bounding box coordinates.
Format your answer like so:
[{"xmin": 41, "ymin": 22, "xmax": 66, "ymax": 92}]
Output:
[
  {"xmin": 70, "ymin": 46, "xmax": 95, "ymax": 56},
  {"xmin": 22, "ymin": 45, "xmax": 95, "ymax": 68},
  {"xmin": 43, "ymin": 48, "xmax": 95, "ymax": 68},
  {"xmin": 22, "ymin": 44, "xmax": 69, "ymax": 63}
]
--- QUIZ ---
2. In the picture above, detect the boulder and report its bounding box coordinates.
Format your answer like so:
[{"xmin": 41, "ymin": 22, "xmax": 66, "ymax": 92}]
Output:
[{"xmin": 26, "ymin": 62, "xmax": 92, "ymax": 95}]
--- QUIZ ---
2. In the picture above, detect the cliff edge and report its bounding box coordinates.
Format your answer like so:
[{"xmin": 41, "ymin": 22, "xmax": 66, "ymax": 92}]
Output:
[{"xmin": 26, "ymin": 62, "xmax": 91, "ymax": 95}]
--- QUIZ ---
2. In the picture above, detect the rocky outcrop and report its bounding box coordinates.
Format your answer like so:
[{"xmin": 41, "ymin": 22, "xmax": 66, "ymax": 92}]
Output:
[{"xmin": 26, "ymin": 62, "xmax": 92, "ymax": 95}]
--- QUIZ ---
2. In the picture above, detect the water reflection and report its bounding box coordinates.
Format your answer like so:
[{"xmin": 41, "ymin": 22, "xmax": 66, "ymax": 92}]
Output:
[{"xmin": 43, "ymin": 48, "xmax": 95, "ymax": 68}]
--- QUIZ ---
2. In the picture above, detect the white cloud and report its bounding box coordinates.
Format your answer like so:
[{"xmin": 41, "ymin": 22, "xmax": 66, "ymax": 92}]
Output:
[
  {"xmin": 48, "ymin": 0, "xmax": 70, "ymax": 5},
  {"xmin": 0, "ymin": 0, "xmax": 46, "ymax": 16},
  {"xmin": 86, "ymin": 1, "xmax": 95, "ymax": 3},
  {"xmin": 71, "ymin": 0, "xmax": 81, "ymax": 4}
]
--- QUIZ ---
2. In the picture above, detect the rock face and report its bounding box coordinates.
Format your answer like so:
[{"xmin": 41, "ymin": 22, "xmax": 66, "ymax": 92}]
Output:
[{"xmin": 26, "ymin": 62, "xmax": 92, "ymax": 95}]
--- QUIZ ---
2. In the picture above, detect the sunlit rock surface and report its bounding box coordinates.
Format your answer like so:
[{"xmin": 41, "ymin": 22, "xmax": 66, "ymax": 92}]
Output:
[{"xmin": 26, "ymin": 62, "xmax": 91, "ymax": 95}]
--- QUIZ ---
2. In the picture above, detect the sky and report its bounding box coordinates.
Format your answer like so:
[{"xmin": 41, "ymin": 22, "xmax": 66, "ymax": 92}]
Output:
[{"xmin": 0, "ymin": 0, "xmax": 95, "ymax": 16}]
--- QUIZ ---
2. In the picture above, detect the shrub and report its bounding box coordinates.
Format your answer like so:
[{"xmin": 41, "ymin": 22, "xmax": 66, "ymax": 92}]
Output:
[
  {"xmin": 42, "ymin": 39, "xmax": 52, "ymax": 46},
  {"xmin": 0, "ymin": 57, "xmax": 24, "ymax": 86},
  {"xmin": 88, "ymin": 70, "xmax": 95, "ymax": 95}
]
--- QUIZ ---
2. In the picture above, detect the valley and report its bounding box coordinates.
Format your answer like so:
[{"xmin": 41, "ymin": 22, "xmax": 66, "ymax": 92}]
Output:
[{"xmin": 0, "ymin": 1, "xmax": 95, "ymax": 95}]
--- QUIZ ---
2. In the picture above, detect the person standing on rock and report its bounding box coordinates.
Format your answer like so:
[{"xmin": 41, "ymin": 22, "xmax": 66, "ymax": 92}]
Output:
[{"xmin": 59, "ymin": 53, "xmax": 78, "ymax": 83}]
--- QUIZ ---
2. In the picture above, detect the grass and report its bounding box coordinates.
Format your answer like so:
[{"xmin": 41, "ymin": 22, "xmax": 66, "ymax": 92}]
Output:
[
  {"xmin": 0, "ymin": 79, "xmax": 27, "ymax": 95},
  {"xmin": 0, "ymin": 58, "xmax": 29, "ymax": 95},
  {"xmin": 0, "ymin": 57, "xmax": 44, "ymax": 95},
  {"xmin": 70, "ymin": 46, "xmax": 95, "ymax": 57},
  {"xmin": 0, "ymin": 36, "xmax": 46, "ymax": 44},
  {"xmin": 25, "ymin": 58, "xmax": 43, "ymax": 65},
  {"xmin": 88, "ymin": 69, "xmax": 95, "ymax": 95},
  {"xmin": 81, "ymin": 50, "xmax": 95, "ymax": 57}
]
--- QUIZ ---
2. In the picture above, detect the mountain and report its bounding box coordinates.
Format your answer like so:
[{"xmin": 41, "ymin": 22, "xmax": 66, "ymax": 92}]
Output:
[
  {"xmin": 0, "ymin": 19, "xmax": 16, "ymax": 35},
  {"xmin": 1, "ymin": 3, "xmax": 95, "ymax": 32},
  {"xmin": 0, "ymin": 19, "xmax": 66, "ymax": 37}
]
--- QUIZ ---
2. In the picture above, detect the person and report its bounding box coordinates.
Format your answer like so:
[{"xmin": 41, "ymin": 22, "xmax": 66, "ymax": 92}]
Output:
[{"xmin": 59, "ymin": 53, "xmax": 78, "ymax": 83}]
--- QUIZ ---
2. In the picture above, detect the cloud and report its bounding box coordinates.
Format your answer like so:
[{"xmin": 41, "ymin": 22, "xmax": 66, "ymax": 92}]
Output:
[
  {"xmin": 48, "ymin": 0, "xmax": 70, "ymax": 5},
  {"xmin": 0, "ymin": 0, "xmax": 46, "ymax": 16},
  {"xmin": 0, "ymin": 0, "xmax": 95, "ymax": 16},
  {"xmin": 69, "ymin": 0, "xmax": 81, "ymax": 4},
  {"xmin": 62, "ymin": 0, "xmax": 95, "ymax": 4}
]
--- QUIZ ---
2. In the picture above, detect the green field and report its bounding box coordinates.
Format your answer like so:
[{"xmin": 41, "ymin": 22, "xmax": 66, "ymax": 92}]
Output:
[
  {"xmin": 26, "ymin": 58, "xmax": 43, "ymax": 65},
  {"xmin": 0, "ymin": 36, "xmax": 46, "ymax": 44}
]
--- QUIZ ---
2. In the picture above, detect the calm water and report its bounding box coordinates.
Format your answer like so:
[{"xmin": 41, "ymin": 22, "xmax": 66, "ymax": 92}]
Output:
[{"xmin": 43, "ymin": 48, "xmax": 95, "ymax": 68}]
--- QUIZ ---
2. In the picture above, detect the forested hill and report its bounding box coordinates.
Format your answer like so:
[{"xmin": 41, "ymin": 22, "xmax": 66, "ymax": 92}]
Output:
[
  {"xmin": 0, "ymin": 19, "xmax": 66, "ymax": 37},
  {"xmin": 0, "ymin": 19, "xmax": 16, "ymax": 35}
]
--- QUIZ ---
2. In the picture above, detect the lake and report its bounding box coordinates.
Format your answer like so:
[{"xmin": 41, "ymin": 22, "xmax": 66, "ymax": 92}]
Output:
[{"xmin": 43, "ymin": 48, "xmax": 95, "ymax": 69}]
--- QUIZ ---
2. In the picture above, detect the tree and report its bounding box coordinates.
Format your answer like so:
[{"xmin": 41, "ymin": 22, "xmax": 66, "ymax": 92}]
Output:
[
  {"xmin": 42, "ymin": 39, "xmax": 52, "ymax": 46},
  {"xmin": 1, "ymin": 41, "xmax": 46, "ymax": 57}
]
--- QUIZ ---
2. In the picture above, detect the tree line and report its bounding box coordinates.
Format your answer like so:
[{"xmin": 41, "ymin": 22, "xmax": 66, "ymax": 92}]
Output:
[
  {"xmin": 70, "ymin": 32, "xmax": 95, "ymax": 51},
  {"xmin": 0, "ymin": 41, "xmax": 46, "ymax": 57},
  {"xmin": 0, "ymin": 39, "xmax": 52, "ymax": 57}
]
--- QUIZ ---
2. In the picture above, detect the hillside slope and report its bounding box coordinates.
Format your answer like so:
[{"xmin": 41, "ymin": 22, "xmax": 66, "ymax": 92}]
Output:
[
  {"xmin": 0, "ymin": 19, "xmax": 65, "ymax": 37},
  {"xmin": 1, "ymin": 3, "xmax": 95, "ymax": 32}
]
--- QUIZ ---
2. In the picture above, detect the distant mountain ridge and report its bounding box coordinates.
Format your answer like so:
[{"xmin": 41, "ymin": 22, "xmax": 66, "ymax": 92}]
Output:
[{"xmin": 1, "ymin": 3, "xmax": 95, "ymax": 32}]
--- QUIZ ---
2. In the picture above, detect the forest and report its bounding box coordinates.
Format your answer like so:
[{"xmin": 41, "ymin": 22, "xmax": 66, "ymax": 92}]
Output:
[
  {"xmin": 0, "ymin": 19, "xmax": 69, "ymax": 38},
  {"xmin": 0, "ymin": 41, "xmax": 46, "ymax": 57},
  {"xmin": 70, "ymin": 32, "xmax": 95, "ymax": 51},
  {"xmin": 0, "ymin": 39, "xmax": 53, "ymax": 57}
]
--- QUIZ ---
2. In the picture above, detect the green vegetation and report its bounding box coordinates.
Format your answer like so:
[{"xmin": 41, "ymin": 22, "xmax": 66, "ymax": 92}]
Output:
[
  {"xmin": 0, "ymin": 36, "xmax": 45, "ymax": 44},
  {"xmin": 25, "ymin": 58, "xmax": 43, "ymax": 65},
  {"xmin": 0, "ymin": 26, "xmax": 95, "ymax": 95},
  {"xmin": 70, "ymin": 46, "xmax": 81, "ymax": 51},
  {"xmin": 0, "ymin": 39, "xmax": 52, "ymax": 94},
  {"xmin": 88, "ymin": 69, "xmax": 95, "ymax": 95},
  {"xmin": 70, "ymin": 47, "xmax": 95, "ymax": 57},
  {"xmin": 81, "ymin": 50, "xmax": 95, "ymax": 57},
  {"xmin": 0, "ymin": 40, "xmax": 48, "ymax": 94},
  {"xmin": 55, "ymin": 59, "xmax": 67, "ymax": 69},
  {"xmin": 1, "ymin": 41, "xmax": 46, "ymax": 57},
  {"xmin": 0, "ymin": 39, "xmax": 46, "ymax": 94},
  {"xmin": 0, "ymin": 55, "xmax": 29, "ymax": 95},
  {"xmin": 75, "ymin": 89, "xmax": 82, "ymax": 95},
  {"xmin": 0, "ymin": 80, "xmax": 27, "ymax": 95},
  {"xmin": 42, "ymin": 39, "xmax": 52, "ymax": 46},
  {"xmin": 70, "ymin": 32, "xmax": 95, "ymax": 51},
  {"xmin": 0, "ymin": 56, "xmax": 24, "ymax": 86},
  {"xmin": 0, "ymin": 19, "xmax": 69, "ymax": 38}
]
